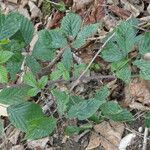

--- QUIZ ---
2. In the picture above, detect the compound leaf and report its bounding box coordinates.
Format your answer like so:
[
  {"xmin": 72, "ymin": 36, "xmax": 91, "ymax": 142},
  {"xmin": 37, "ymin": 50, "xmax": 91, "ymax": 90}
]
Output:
[{"xmin": 61, "ymin": 13, "xmax": 81, "ymax": 38}]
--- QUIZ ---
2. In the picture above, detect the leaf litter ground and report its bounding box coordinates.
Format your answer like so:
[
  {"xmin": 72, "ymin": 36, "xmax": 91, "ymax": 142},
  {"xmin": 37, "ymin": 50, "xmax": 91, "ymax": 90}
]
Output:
[{"xmin": 0, "ymin": 0, "xmax": 150, "ymax": 150}]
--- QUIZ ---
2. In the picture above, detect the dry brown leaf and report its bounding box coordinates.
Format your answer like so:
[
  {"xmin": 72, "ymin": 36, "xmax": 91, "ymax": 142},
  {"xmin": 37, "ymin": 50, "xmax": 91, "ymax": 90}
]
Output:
[
  {"xmin": 28, "ymin": 1, "xmax": 42, "ymax": 18},
  {"xmin": 125, "ymin": 79, "xmax": 150, "ymax": 105},
  {"xmin": 73, "ymin": 0, "xmax": 94, "ymax": 10},
  {"xmin": 27, "ymin": 137, "xmax": 49, "ymax": 149},
  {"xmin": 87, "ymin": 121, "xmax": 124, "ymax": 150},
  {"xmin": 108, "ymin": 5, "xmax": 131, "ymax": 19},
  {"xmin": 10, "ymin": 145, "xmax": 24, "ymax": 150},
  {"xmin": 86, "ymin": 132, "xmax": 101, "ymax": 150},
  {"xmin": 121, "ymin": 0, "xmax": 144, "ymax": 17}
]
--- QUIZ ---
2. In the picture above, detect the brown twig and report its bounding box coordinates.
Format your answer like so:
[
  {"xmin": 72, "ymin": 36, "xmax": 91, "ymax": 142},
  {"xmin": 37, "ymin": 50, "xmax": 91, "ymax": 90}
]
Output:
[
  {"xmin": 37, "ymin": 48, "xmax": 66, "ymax": 78},
  {"xmin": 69, "ymin": 33, "xmax": 115, "ymax": 92}
]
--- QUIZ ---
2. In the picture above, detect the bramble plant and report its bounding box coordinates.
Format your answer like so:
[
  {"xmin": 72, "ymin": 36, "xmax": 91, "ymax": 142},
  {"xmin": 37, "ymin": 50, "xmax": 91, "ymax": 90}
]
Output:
[{"xmin": 0, "ymin": 12, "xmax": 150, "ymax": 140}]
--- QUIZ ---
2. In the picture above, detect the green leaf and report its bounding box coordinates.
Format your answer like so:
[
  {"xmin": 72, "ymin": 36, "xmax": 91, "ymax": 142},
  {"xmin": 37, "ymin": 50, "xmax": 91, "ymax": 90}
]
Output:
[
  {"xmin": 67, "ymin": 99, "xmax": 102, "ymax": 120},
  {"xmin": 65, "ymin": 126, "xmax": 81, "ymax": 136},
  {"xmin": 0, "ymin": 65, "xmax": 8, "ymax": 83},
  {"xmin": 139, "ymin": 32, "xmax": 150, "ymax": 55},
  {"xmin": 18, "ymin": 14, "xmax": 34, "ymax": 45},
  {"xmin": 61, "ymin": 13, "xmax": 82, "ymax": 38},
  {"xmin": 32, "ymin": 30, "xmax": 55, "ymax": 61},
  {"xmin": 95, "ymin": 86, "xmax": 109, "ymax": 101},
  {"xmin": 7, "ymin": 102, "xmax": 44, "ymax": 132},
  {"xmin": 115, "ymin": 64, "xmax": 131, "ymax": 83},
  {"xmin": 25, "ymin": 55, "xmax": 41, "ymax": 75},
  {"xmin": 111, "ymin": 59, "xmax": 131, "ymax": 83},
  {"xmin": 6, "ymin": 61, "xmax": 22, "ymax": 81},
  {"xmin": 73, "ymin": 64, "xmax": 88, "ymax": 78},
  {"xmin": 0, "ymin": 51, "xmax": 13, "ymax": 64},
  {"xmin": 23, "ymin": 72, "xmax": 37, "ymax": 88},
  {"xmin": 72, "ymin": 23, "xmax": 100, "ymax": 48},
  {"xmin": 28, "ymin": 87, "xmax": 39, "ymax": 97},
  {"xmin": 62, "ymin": 47, "xmax": 73, "ymax": 71},
  {"xmin": 101, "ymin": 42, "xmax": 126, "ymax": 62},
  {"xmin": 133, "ymin": 60, "xmax": 150, "ymax": 80},
  {"xmin": 38, "ymin": 76, "xmax": 48, "ymax": 89},
  {"xmin": 49, "ymin": 29, "xmax": 67, "ymax": 48},
  {"xmin": 101, "ymin": 101, "xmax": 133, "ymax": 122},
  {"xmin": 101, "ymin": 19, "xmax": 138, "ymax": 62},
  {"xmin": 25, "ymin": 117, "xmax": 56, "ymax": 140},
  {"xmin": 51, "ymin": 62, "xmax": 70, "ymax": 80},
  {"xmin": 145, "ymin": 112, "xmax": 150, "ymax": 128},
  {"xmin": 0, "ymin": 85, "xmax": 31, "ymax": 105},
  {"xmin": 0, "ymin": 13, "xmax": 20, "ymax": 40},
  {"xmin": 52, "ymin": 90, "xmax": 69, "ymax": 115},
  {"xmin": 78, "ymin": 23, "xmax": 100, "ymax": 39}
]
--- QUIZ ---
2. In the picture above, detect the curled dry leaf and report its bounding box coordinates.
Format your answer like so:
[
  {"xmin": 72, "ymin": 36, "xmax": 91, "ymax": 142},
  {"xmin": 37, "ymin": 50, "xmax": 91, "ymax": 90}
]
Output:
[{"xmin": 86, "ymin": 121, "xmax": 124, "ymax": 150}]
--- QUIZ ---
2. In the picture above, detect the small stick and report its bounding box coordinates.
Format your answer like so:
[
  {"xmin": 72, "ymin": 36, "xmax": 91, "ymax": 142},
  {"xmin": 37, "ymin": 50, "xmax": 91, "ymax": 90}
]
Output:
[
  {"xmin": 142, "ymin": 127, "xmax": 149, "ymax": 150},
  {"xmin": 69, "ymin": 33, "xmax": 115, "ymax": 92}
]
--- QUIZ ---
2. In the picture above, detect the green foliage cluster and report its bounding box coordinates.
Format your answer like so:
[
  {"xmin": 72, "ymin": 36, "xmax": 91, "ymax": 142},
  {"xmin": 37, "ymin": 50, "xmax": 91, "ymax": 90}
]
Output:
[{"xmin": 0, "ymin": 12, "xmax": 149, "ymax": 140}]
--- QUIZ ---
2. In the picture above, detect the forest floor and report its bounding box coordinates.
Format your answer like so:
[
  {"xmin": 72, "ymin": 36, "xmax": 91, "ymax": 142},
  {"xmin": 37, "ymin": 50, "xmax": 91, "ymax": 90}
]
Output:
[{"xmin": 0, "ymin": 0, "xmax": 150, "ymax": 150}]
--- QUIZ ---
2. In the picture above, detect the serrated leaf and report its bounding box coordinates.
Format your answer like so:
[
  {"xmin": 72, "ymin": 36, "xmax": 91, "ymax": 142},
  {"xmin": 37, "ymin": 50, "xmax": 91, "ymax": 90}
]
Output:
[
  {"xmin": 25, "ymin": 117, "xmax": 56, "ymax": 140},
  {"xmin": 32, "ymin": 30, "xmax": 55, "ymax": 61},
  {"xmin": 6, "ymin": 61, "xmax": 22, "ymax": 81},
  {"xmin": 7, "ymin": 102, "xmax": 44, "ymax": 132},
  {"xmin": 72, "ymin": 23, "xmax": 100, "ymax": 48},
  {"xmin": 62, "ymin": 47, "xmax": 73, "ymax": 71},
  {"xmin": 115, "ymin": 64, "xmax": 131, "ymax": 83},
  {"xmin": 101, "ymin": 42, "xmax": 126, "ymax": 62},
  {"xmin": 0, "ymin": 51, "xmax": 13, "ymax": 64},
  {"xmin": 139, "ymin": 32, "xmax": 150, "ymax": 55},
  {"xmin": 23, "ymin": 72, "xmax": 37, "ymax": 88},
  {"xmin": 38, "ymin": 76, "xmax": 48, "ymax": 89},
  {"xmin": 61, "ymin": 13, "xmax": 82, "ymax": 38},
  {"xmin": 101, "ymin": 19, "xmax": 138, "ymax": 62},
  {"xmin": 67, "ymin": 99, "xmax": 102, "ymax": 120},
  {"xmin": 51, "ymin": 62, "xmax": 70, "ymax": 80},
  {"xmin": 95, "ymin": 86, "xmax": 109, "ymax": 101},
  {"xmin": 0, "ymin": 66, "xmax": 8, "ymax": 83},
  {"xmin": 111, "ymin": 59, "xmax": 131, "ymax": 83},
  {"xmin": 133, "ymin": 60, "xmax": 150, "ymax": 80},
  {"xmin": 27, "ymin": 87, "xmax": 39, "ymax": 97},
  {"xmin": 0, "ymin": 12, "xmax": 20, "ymax": 40},
  {"xmin": 25, "ymin": 55, "xmax": 41, "ymax": 74},
  {"xmin": 0, "ymin": 85, "xmax": 31, "ymax": 105},
  {"xmin": 101, "ymin": 101, "xmax": 133, "ymax": 122},
  {"xmin": 18, "ymin": 14, "xmax": 34, "ymax": 45},
  {"xmin": 52, "ymin": 90, "xmax": 69, "ymax": 115},
  {"xmin": 49, "ymin": 29, "xmax": 67, "ymax": 48}
]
